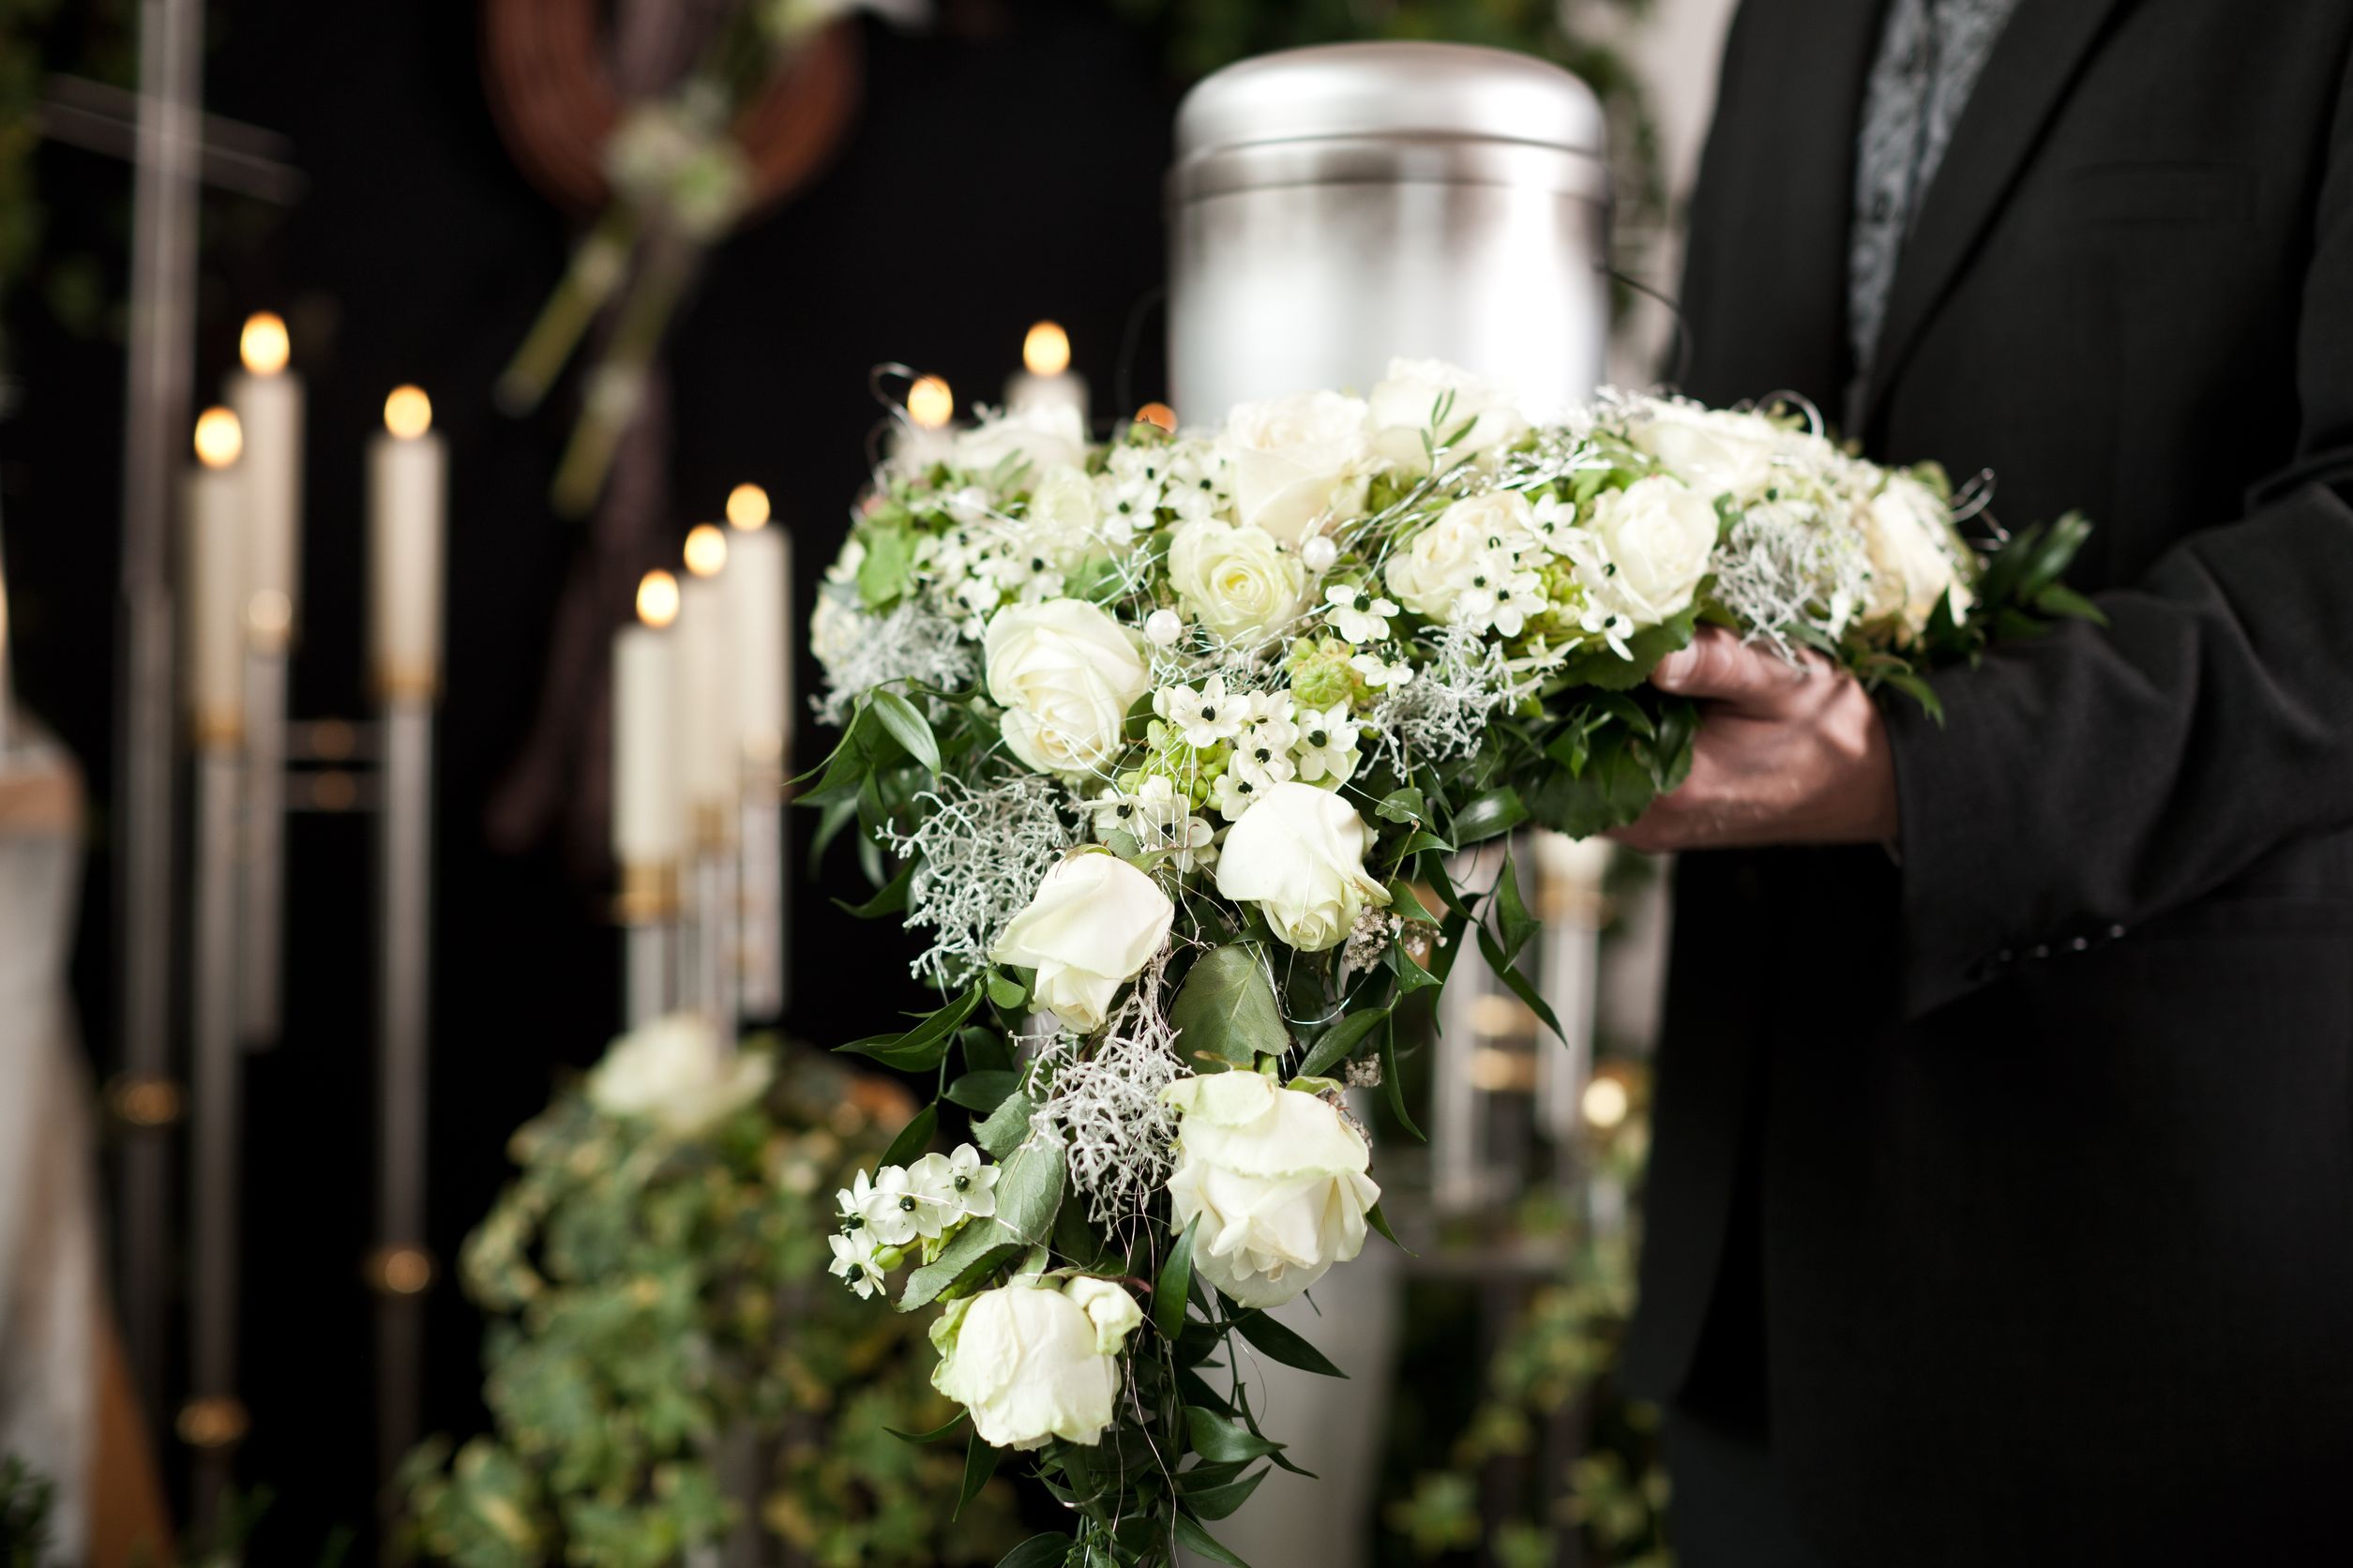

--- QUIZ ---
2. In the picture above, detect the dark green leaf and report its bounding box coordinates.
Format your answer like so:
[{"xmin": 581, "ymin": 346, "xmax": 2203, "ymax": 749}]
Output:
[
  {"xmin": 869, "ymin": 687, "xmax": 940, "ymax": 774},
  {"xmin": 898, "ymin": 1221, "xmax": 1023, "ymax": 1312},
  {"xmin": 945, "ymin": 1071, "xmax": 1020, "ymax": 1113},
  {"xmin": 1373, "ymin": 787, "xmax": 1425, "ymax": 825},
  {"xmin": 1185, "ymin": 1410, "xmax": 1285, "ymax": 1465},
  {"xmin": 1295, "ymin": 1008, "xmax": 1387, "ymax": 1081},
  {"xmin": 957, "ymin": 1432, "xmax": 1000, "ymax": 1518},
  {"xmin": 1180, "ymin": 1467, "xmax": 1269, "ymax": 1522},
  {"xmin": 833, "ymin": 855, "xmax": 914, "ymax": 919},
  {"xmin": 885, "ymin": 1411, "xmax": 967, "ymax": 1445},
  {"xmin": 1478, "ymin": 922, "xmax": 1566, "ymax": 1041},
  {"xmin": 986, "ymin": 969, "xmax": 1030, "ymax": 1010},
  {"xmin": 878, "ymin": 1103, "xmax": 938, "ymax": 1171},
  {"xmin": 1379, "ymin": 1014, "xmax": 1422, "ymax": 1140},
  {"xmin": 1365, "ymin": 1200, "xmax": 1412, "ymax": 1255},
  {"xmin": 837, "ymin": 984, "xmax": 983, "ymax": 1071},
  {"xmin": 1452, "ymin": 786, "xmax": 1528, "ymax": 845},
  {"xmin": 995, "ymin": 1532, "xmax": 1074, "ymax": 1568},
  {"xmin": 1232, "ymin": 1311, "xmax": 1346, "ymax": 1379},
  {"xmin": 1169, "ymin": 945, "xmax": 1290, "ymax": 1070},
  {"xmin": 1493, "ymin": 855, "xmax": 1539, "ymax": 970},
  {"xmin": 1155, "ymin": 1215, "xmax": 1199, "ymax": 1341},
  {"xmin": 1173, "ymin": 1514, "xmax": 1253, "ymax": 1568}
]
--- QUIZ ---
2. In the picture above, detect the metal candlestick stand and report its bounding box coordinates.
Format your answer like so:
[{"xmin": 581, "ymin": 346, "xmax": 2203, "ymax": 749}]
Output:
[
  {"xmin": 239, "ymin": 642, "xmax": 289, "ymax": 1045},
  {"xmin": 737, "ymin": 775, "xmax": 787, "ymax": 1021},
  {"xmin": 620, "ymin": 864, "xmax": 682, "ymax": 1028},
  {"xmin": 184, "ymin": 738, "xmax": 248, "ymax": 1523}
]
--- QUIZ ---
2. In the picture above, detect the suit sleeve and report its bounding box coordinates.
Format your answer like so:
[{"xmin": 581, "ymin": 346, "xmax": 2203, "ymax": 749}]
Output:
[{"xmin": 1883, "ymin": 47, "xmax": 2353, "ymax": 1018}]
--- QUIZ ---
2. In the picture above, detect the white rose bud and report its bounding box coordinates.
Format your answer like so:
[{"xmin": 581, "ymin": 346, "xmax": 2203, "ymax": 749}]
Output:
[
  {"xmin": 984, "ymin": 598, "xmax": 1152, "ymax": 778},
  {"xmin": 1214, "ymin": 781, "xmax": 1389, "ymax": 953},
  {"xmin": 953, "ymin": 400, "xmax": 1090, "ymax": 481},
  {"xmin": 1858, "ymin": 474, "xmax": 1976, "ymax": 641},
  {"xmin": 1368, "ymin": 357, "xmax": 1530, "ymax": 472},
  {"xmin": 1163, "ymin": 1071, "xmax": 1380, "ymax": 1309},
  {"xmin": 1586, "ymin": 475, "xmax": 1721, "ymax": 625},
  {"xmin": 1217, "ymin": 390, "xmax": 1375, "ymax": 545},
  {"xmin": 991, "ymin": 851, "xmax": 1174, "ymax": 1033},
  {"xmin": 930, "ymin": 1277, "xmax": 1140, "ymax": 1450},
  {"xmin": 587, "ymin": 1015, "xmax": 773, "ymax": 1136},
  {"xmin": 1383, "ymin": 490, "xmax": 1543, "ymax": 625},
  {"xmin": 1168, "ymin": 519, "xmax": 1310, "ymax": 645}
]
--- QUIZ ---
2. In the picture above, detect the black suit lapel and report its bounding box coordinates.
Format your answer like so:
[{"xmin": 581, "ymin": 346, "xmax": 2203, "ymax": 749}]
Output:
[{"xmin": 1859, "ymin": 0, "xmax": 2133, "ymax": 433}]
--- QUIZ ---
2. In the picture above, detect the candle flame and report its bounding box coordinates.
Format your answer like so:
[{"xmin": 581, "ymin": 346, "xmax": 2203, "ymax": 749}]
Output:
[
  {"xmin": 906, "ymin": 374, "xmax": 954, "ymax": 430},
  {"xmin": 193, "ymin": 407, "xmax": 243, "ymax": 468},
  {"xmin": 725, "ymin": 483, "xmax": 771, "ymax": 531},
  {"xmin": 1581, "ymin": 1075, "xmax": 1630, "ymax": 1130},
  {"xmin": 1022, "ymin": 321, "xmax": 1071, "ymax": 377},
  {"xmin": 1135, "ymin": 401, "xmax": 1177, "ymax": 433},
  {"xmin": 247, "ymin": 589, "xmax": 293, "ymax": 639},
  {"xmin": 636, "ymin": 569, "xmax": 681, "ymax": 629},
  {"xmin": 384, "ymin": 385, "xmax": 433, "ymax": 439},
  {"xmin": 239, "ymin": 312, "xmax": 291, "ymax": 376},
  {"xmin": 683, "ymin": 523, "xmax": 729, "ymax": 579}
]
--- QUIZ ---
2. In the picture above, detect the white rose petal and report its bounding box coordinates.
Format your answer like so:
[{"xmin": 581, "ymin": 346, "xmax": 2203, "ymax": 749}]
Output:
[
  {"xmin": 984, "ymin": 598, "xmax": 1153, "ymax": 778},
  {"xmin": 930, "ymin": 1279, "xmax": 1135, "ymax": 1450},
  {"xmin": 1859, "ymin": 474, "xmax": 1976, "ymax": 641},
  {"xmin": 1627, "ymin": 400, "xmax": 1786, "ymax": 505},
  {"xmin": 1586, "ymin": 475, "xmax": 1721, "ymax": 626},
  {"xmin": 990, "ymin": 851, "xmax": 1174, "ymax": 1033},
  {"xmin": 587, "ymin": 1015, "xmax": 773, "ymax": 1136},
  {"xmin": 1384, "ymin": 490, "xmax": 1545, "ymax": 625},
  {"xmin": 1217, "ymin": 390, "xmax": 1375, "ymax": 545},
  {"xmin": 1168, "ymin": 519, "xmax": 1309, "ymax": 645},
  {"xmin": 1213, "ymin": 781, "xmax": 1389, "ymax": 953},
  {"xmin": 1162, "ymin": 1072, "xmax": 1380, "ymax": 1309}
]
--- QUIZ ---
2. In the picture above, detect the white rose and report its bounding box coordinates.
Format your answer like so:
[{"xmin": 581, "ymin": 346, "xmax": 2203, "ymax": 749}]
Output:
[
  {"xmin": 1628, "ymin": 400, "xmax": 1785, "ymax": 505},
  {"xmin": 1214, "ymin": 781, "xmax": 1389, "ymax": 953},
  {"xmin": 1859, "ymin": 474, "xmax": 1976, "ymax": 640},
  {"xmin": 1586, "ymin": 475, "xmax": 1721, "ymax": 625},
  {"xmin": 984, "ymin": 598, "xmax": 1152, "ymax": 777},
  {"xmin": 1218, "ymin": 390, "xmax": 1375, "ymax": 544},
  {"xmin": 930, "ymin": 1276, "xmax": 1140, "ymax": 1450},
  {"xmin": 587, "ymin": 1015, "xmax": 773, "ymax": 1136},
  {"xmin": 991, "ymin": 851, "xmax": 1174, "ymax": 1033},
  {"xmin": 1383, "ymin": 490, "xmax": 1544, "ymax": 624},
  {"xmin": 1162, "ymin": 1071, "xmax": 1380, "ymax": 1309},
  {"xmin": 955, "ymin": 400, "xmax": 1090, "ymax": 481},
  {"xmin": 809, "ymin": 590, "xmax": 867, "ymax": 674},
  {"xmin": 1368, "ymin": 358, "xmax": 1530, "ymax": 472},
  {"xmin": 1167, "ymin": 519, "xmax": 1309, "ymax": 644}
]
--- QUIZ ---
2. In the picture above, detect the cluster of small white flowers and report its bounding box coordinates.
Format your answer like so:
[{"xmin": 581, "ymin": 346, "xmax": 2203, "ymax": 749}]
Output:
[
  {"xmin": 880, "ymin": 772, "xmax": 1080, "ymax": 984},
  {"xmin": 1089, "ymin": 776, "xmax": 1218, "ymax": 872},
  {"xmin": 1712, "ymin": 500, "xmax": 1877, "ymax": 656},
  {"xmin": 1096, "ymin": 435, "xmax": 1233, "ymax": 532},
  {"xmin": 1338, "ymin": 906, "xmax": 1404, "ymax": 986},
  {"xmin": 811, "ymin": 597, "xmax": 980, "ymax": 725},
  {"xmin": 1365, "ymin": 621, "xmax": 1534, "ymax": 770},
  {"xmin": 1034, "ymin": 953, "xmax": 1185, "ymax": 1229},
  {"xmin": 827, "ymin": 1142, "xmax": 1001, "ymax": 1301}
]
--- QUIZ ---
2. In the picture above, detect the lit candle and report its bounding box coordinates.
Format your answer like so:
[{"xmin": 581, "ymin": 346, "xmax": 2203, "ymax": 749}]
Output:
[
  {"xmin": 891, "ymin": 373, "xmax": 957, "ymax": 470},
  {"xmin": 723, "ymin": 484, "xmax": 791, "ymax": 777},
  {"xmin": 614, "ymin": 570, "xmax": 685, "ymax": 869},
  {"xmin": 368, "ymin": 386, "xmax": 446, "ymax": 700},
  {"xmin": 226, "ymin": 311, "xmax": 303, "ymax": 649},
  {"xmin": 675, "ymin": 524, "xmax": 738, "ymax": 841},
  {"xmin": 1005, "ymin": 321, "xmax": 1088, "ymax": 421},
  {"xmin": 186, "ymin": 407, "xmax": 247, "ymax": 746}
]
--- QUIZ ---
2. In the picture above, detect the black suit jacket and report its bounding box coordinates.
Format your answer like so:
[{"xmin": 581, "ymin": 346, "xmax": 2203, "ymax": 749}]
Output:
[{"xmin": 1623, "ymin": 2, "xmax": 2353, "ymax": 1561}]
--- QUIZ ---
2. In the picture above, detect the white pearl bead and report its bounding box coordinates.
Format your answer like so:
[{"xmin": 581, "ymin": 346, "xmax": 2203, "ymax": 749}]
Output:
[
  {"xmin": 1144, "ymin": 608, "xmax": 1184, "ymax": 646},
  {"xmin": 1302, "ymin": 535, "xmax": 1339, "ymax": 573}
]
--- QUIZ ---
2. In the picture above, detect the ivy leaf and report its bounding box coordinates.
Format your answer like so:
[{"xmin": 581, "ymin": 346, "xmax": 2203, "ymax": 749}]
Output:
[
  {"xmin": 869, "ymin": 688, "xmax": 941, "ymax": 775},
  {"xmin": 973, "ymin": 1092, "xmax": 1037, "ymax": 1160},
  {"xmin": 1155, "ymin": 1215, "xmax": 1199, "ymax": 1342},
  {"xmin": 1294, "ymin": 1008, "xmax": 1387, "ymax": 1081},
  {"xmin": 1231, "ymin": 1310, "xmax": 1346, "ymax": 1379},
  {"xmin": 945, "ymin": 1071, "xmax": 1020, "ymax": 1114},
  {"xmin": 878, "ymin": 1103, "xmax": 938, "ymax": 1170},
  {"xmin": 1169, "ymin": 945, "xmax": 1290, "ymax": 1070}
]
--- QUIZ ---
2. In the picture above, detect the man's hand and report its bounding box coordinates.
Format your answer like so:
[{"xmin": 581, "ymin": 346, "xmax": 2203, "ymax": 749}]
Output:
[{"xmin": 1607, "ymin": 628, "xmax": 1899, "ymax": 853}]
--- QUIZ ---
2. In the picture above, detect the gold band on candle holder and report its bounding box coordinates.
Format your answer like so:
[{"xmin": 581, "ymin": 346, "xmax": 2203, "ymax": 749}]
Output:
[
  {"xmin": 105, "ymin": 1073, "xmax": 186, "ymax": 1128},
  {"xmin": 613, "ymin": 860, "xmax": 681, "ymax": 924},
  {"xmin": 375, "ymin": 663, "xmax": 441, "ymax": 704},
  {"xmin": 692, "ymin": 801, "xmax": 736, "ymax": 852},
  {"xmin": 190, "ymin": 713, "xmax": 245, "ymax": 751}
]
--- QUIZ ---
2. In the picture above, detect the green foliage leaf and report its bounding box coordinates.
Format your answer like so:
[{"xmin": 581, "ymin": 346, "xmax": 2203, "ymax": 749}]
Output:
[
  {"xmin": 1295, "ymin": 1008, "xmax": 1387, "ymax": 1081},
  {"xmin": 973, "ymin": 1092, "xmax": 1037, "ymax": 1161},
  {"xmin": 1169, "ymin": 945, "xmax": 1290, "ymax": 1070},
  {"xmin": 869, "ymin": 688, "xmax": 941, "ymax": 775},
  {"xmin": 898, "ymin": 1222, "xmax": 1024, "ymax": 1314},
  {"xmin": 1184, "ymin": 1410, "xmax": 1286, "ymax": 1466},
  {"xmin": 991, "ymin": 1136, "xmax": 1068, "ymax": 1244},
  {"xmin": 996, "ymin": 1532, "xmax": 1075, "ymax": 1568},
  {"xmin": 1365, "ymin": 1199, "xmax": 1411, "ymax": 1255},
  {"xmin": 986, "ymin": 969, "xmax": 1030, "ymax": 1011},
  {"xmin": 1379, "ymin": 1015, "xmax": 1422, "ymax": 1140},
  {"xmin": 878, "ymin": 1103, "xmax": 938, "ymax": 1171},
  {"xmin": 837, "ymin": 985, "xmax": 983, "ymax": 1072},
  {"xmin": 833, "ymin": 855, "xmax": 914, "ymax": 919},
  {"xmin": 1231, "ymin": 1310, "xmax": 1346, "ymax": 1379},
  {"xmin": 1179, "ymin": 1467, "xmax": 1269, "ymax": 1522},
  {"xmin": 1452, "ymin": 786, "xmax": 1528, "ymax": 846},
  {"xmin": 1155, "ymin": 1216, "xmax": 1199, "ymax": 1342},
  {"xmin": 945, "ymin": 1071, "xmax": 1020, "ymax": 1114},
  {"xmin": 1173, "ymin": 1513, "xmax": 1254, "ymax": 1567},
  {"xmin": 1373, "ymin": 786, "xmax": 1425, "ymax": 826},
  {"xmin": 957, "ymin": 1432, "xmax": 1000, "ymax": 1518},
  {"xmin": 1493, "ymin": 856, "xmax": 1539, "ymax": 970},
  {"xmin": 886, "ymin": 1412, "xmax": 967, "ymax": 1445}
]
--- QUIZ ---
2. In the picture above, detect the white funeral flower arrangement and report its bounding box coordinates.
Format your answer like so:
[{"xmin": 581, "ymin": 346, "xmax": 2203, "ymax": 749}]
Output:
[
  {"xmin": 587, "ymin": 1014, "xmax": 774, "ymax": 1136},
  {"xmin": 801, "ymin": 360, "xmax": 2092, "ymax": 1565}
]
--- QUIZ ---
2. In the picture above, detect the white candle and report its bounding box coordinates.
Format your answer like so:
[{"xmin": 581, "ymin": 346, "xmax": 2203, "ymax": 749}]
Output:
[
  {"xmin": 369, "ymin": 386, "xmax": 446, "ymax": 700},
  {"xmin": 891, "ymin": 373, "xmax": 958, "ymax": 470},
  {"xmin": 676, "ymin": 525, "xmax": 738, "ymax": 832},
  {"xmin": 614, "ymin": 570, "xmax": 684, "ymax": 868},
  {"xmin": 1004, "ymin": 321, "xmax": 1088, "ymax": 421},
  {"xmin": 186, "ymin": 408, "xmax": 247, "ymax": 745},
  {"xmin": 226, "ymin": 312, "xmax": 303, "ymax": 649},
  {"xmin": 723, "ymin": 485, "xmax": 791, "ymax": 776}
]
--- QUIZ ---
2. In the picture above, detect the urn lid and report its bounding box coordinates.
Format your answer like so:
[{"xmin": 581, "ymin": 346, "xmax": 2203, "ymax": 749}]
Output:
[{"xmin": 1174, "ymin": 41, "xmax": 1606, "ymax": 163}]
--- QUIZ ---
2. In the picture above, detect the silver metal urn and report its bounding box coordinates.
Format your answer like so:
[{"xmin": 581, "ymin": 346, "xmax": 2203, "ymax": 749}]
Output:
[{"xmin": 1167, "ymin": 41, "xmax": 1613, "ymax": 419}]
